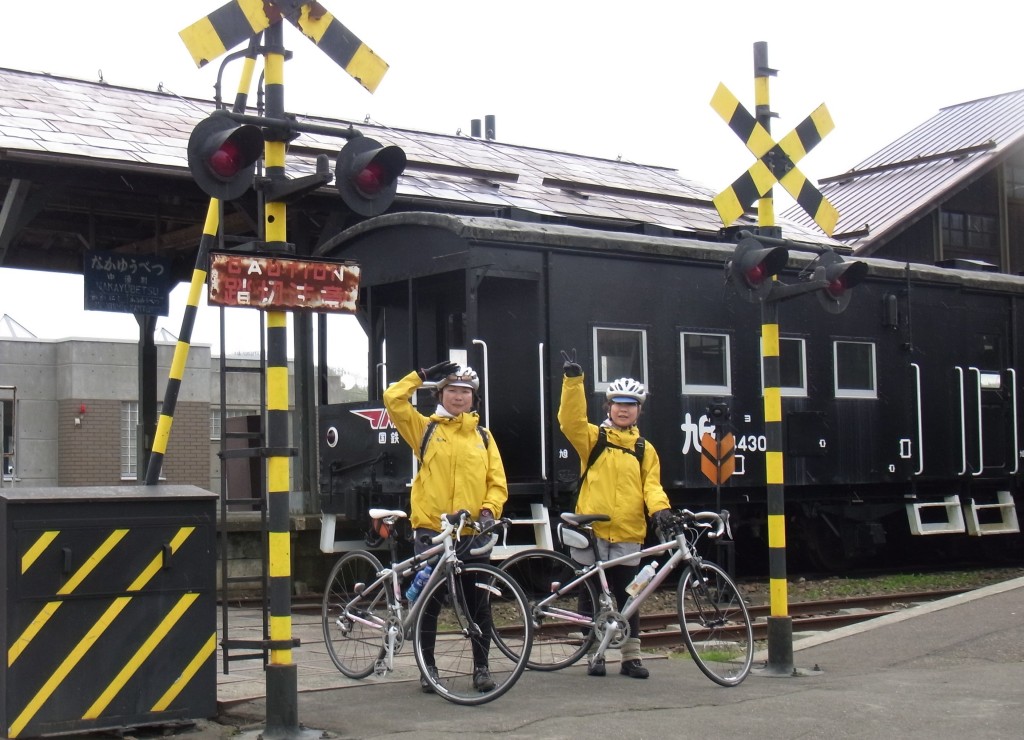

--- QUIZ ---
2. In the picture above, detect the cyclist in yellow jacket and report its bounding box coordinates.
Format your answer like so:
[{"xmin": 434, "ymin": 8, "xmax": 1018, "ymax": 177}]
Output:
[
  {"xmin": 383, "ymin": 361, "xmax": 508, "ymax": 693},
  {"xmin": 558, "ymin": 351, "xmax": 673, "ymax": 679}
]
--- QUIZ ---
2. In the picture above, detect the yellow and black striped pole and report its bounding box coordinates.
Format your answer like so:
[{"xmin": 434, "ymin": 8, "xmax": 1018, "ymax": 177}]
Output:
[
  {"xmin": 753, "ymin": 41, "xmax": 795, "ymax": 676},
  {"xmin": 145, "ymin": 44, "xmax": 260, "ymax": 485},
  {"xmin": 260, "ymin": 21, "xmax": 301, "ymax": 734}
]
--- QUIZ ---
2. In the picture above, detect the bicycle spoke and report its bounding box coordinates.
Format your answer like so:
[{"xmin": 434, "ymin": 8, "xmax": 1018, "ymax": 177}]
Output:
[
  {"xmin": 499, "ymin": 549, "xmax": 598, "ymax": 671},
  {"xmin": 322, "ymin": 551, "xmax": 389, "ymax": 679},
  {"xmin": 677, "ymin": 561, "xmax": 753, "ymax": 686},
  {"xmin": 414, "ymin": 563, "xmax": 532, "ymax": 705}
]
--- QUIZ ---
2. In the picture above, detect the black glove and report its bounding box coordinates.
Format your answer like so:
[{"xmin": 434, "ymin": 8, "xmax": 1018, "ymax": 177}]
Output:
[
  {"xmin": 478, "ymin": 508, "xmax": 495, "ymax": 530},
  {"xmin": 418, "ymin": 360, "xmax": 459, "ymax": 382},
  {"xmin": 561, "ymin": 349, "xmax": 582, "ymax": 378},
  {"xmin": 653, "ymin": 509, "xmax": 675, "ymax": 528}
]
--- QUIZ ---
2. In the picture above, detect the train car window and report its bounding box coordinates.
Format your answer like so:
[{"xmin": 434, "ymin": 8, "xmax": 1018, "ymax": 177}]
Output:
[
  {"xmin": 833, "ymin": 341, "xmax": 877, "ymax": 399},
  {"xmin": 680, "ymin": 332, "xmax": 731, "ymax": 395},
  {"xmin": 592, "ymin": 327, "xmax": 648, "ymax": 392},
  {"xmin": 760, "ymin": 337, "xmax": 807, "ymax": 397}
]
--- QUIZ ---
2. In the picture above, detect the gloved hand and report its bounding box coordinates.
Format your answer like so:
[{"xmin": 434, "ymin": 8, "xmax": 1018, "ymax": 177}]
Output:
[
  {"xmin": 560, "ymin": 349, "xmax": 582, "ymax": 378},
  {"xmin": 478, "ymin": 508, "xmax": 496, "ymax": 531},
  {"xmin": 418, "ymin": 360, "xmax": 459, "ymax": 382},
  {"xmin": 653, "ymin": 509, "xmax": 676, "ymax": 529}
]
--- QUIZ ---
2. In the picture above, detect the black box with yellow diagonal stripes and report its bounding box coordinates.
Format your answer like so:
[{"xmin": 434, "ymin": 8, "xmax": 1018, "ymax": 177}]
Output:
[{"xmin": 1, "ymin": 485, "xmax": 217, "ymax": 738}]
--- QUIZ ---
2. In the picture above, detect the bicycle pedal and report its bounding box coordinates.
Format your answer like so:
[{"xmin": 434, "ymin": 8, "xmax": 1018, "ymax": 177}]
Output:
[{"xmin": 373, "ymin": 660, "xmax": 389, "ymax": 677}]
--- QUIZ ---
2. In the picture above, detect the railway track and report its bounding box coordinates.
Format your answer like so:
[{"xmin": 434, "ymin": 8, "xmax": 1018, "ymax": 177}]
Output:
[{"xmin": 637, "ymin": 589, "xmax": 968, "ymax": 648}]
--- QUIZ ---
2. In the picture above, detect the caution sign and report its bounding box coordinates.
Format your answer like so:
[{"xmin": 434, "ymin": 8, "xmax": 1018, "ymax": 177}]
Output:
[
  {"xmin": 710, "ymin": 83, "xmax": 839, "ymax": 236},
  {"xmin": 700, "ymin": 432, "xmax": 735, "ymax": 484}
]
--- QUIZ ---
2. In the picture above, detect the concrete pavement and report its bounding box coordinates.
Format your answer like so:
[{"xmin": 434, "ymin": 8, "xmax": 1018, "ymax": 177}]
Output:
[{"xmin": 209, "ymin": 576, "xmax": 1024, "ymax": 739}]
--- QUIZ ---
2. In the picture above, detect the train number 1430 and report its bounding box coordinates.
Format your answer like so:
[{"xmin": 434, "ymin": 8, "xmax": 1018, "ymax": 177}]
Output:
[{"xmin": 734, "ymin": 434, "xmax": 767, "ymax": 452}]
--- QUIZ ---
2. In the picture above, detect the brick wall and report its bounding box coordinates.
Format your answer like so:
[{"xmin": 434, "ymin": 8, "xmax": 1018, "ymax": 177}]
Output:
[
  {"xmin": 58, "ymin": 399, "xmax": 121, "ymax": 484},
  {"xmin": 57, "ymin": 399, "xmax": 210, "ymax": 487}
]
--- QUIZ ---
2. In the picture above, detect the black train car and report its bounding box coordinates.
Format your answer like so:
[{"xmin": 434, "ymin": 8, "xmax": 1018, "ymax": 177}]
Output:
[{"xmin": 316, "ymin": 211, "xmax": 1023, "ymax": 571}]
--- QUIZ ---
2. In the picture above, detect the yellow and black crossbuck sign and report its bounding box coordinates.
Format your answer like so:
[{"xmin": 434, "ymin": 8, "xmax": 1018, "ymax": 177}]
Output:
[
  {"xmin": 180, "ymin": 0, "xmax": 388, "ymax": 93},
  {"xmin": 711, "ymin": 83, "xmax": 839, "ymax": 236}
]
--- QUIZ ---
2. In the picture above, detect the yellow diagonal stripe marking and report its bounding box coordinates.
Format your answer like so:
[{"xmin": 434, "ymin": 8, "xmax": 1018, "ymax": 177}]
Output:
[
  {"xmin": 9, "ymin": 596, "xmax": 132, "ymax": 738},
  {"xmin": 21, "ymin": 531, "xmax": 59, "ymax": 573},
  {"xmin": 83, "ymin": 593, "xmax": 200, "ymax": 719},
  {"xmin": 128, "ymin": 527, "xmax": 195, "ymax": 591},
  {"xmin": 9, "ymin": 529, "xmax": 128, "ymax": 666},
  {"xmin": 151, "ymin": 633, "xmax": 217, "ymax": 712},
  {"xmin": 9, "ymin": 527, "xmax": 196, "ymax": 734}
]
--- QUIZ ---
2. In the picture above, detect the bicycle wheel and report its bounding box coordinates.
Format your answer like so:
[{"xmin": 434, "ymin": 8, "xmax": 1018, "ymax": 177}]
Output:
[
  {"xmin": 413, "ymin": 562, "xmax": 532, "ymax": 705},
  {"xmin": 499, "ymin": 549, "xmax": 599, "ymax": 671},
  {"xmin": 322, "ymin": 550, "xmax": 389, "ymax": 679},
  {"xmin": 677, "ymin": 560, "xmax": 753, "ymax": 686}
]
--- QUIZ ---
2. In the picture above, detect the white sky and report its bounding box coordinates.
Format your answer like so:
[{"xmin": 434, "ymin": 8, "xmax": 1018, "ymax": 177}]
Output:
[{"xmin": 1, "ymin": 0, "xmax": 1022, "ymax": 373}]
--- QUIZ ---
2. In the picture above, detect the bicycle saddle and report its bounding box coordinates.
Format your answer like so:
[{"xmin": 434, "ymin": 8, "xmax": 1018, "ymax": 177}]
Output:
[{"xmin": 560, "ymin": 512, "xmax": 611, "ymax": 527}]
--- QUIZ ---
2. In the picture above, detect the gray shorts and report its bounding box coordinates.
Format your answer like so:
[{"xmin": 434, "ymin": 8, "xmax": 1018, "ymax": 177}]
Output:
[{"xmin": 571, "ymin": 538, "xmax": 642, "ymax": 567}]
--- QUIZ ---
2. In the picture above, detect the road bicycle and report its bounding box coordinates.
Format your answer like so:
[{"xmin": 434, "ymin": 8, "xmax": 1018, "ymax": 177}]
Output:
[
  {"xmin": 499, "ymin": 508, "xmax": 753, "ymax": 686},
  {"xmin": 322, "ymin": 509, "xmax": 533, "ymax": 705}
]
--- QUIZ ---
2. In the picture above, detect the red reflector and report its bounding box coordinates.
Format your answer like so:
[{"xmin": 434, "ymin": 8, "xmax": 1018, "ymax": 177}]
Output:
[
  {"xmin": 355, "ymin": 162, "xmax": 387, "ymax": 195},
  {"xmin": 744, "ymin": 263, "xmax": 768, "ymax": 286},
  {"xmin": 826, "ymin": 279, "xmax": 846, "ymax": 298},
  {"xmin": 209, "ymin": 141, "xmax": 245, "ymax": 178}
]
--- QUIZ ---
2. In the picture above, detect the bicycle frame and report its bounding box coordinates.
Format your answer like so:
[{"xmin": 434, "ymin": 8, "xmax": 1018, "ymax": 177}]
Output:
[
  {"xmin": 336, "ymin": 513, "xmax": 490, "ymax": 675},
  {"xmin": 534, "ymin": 530, "xmax": 696, "ymax": 656}
]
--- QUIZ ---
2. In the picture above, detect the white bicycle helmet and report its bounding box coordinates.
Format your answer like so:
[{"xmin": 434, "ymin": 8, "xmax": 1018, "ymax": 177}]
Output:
[
  {"xmin": 606, "ymin": 377, "xmax": 647, "ymax": 405},
  {"xmin": 436, "ymin": 366, "xmax": 480, "ymax": 391}
]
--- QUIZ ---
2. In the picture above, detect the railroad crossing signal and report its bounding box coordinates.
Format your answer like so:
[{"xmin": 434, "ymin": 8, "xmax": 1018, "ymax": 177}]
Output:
[
  {"xmin": 700, "ymin": 432, "xmax": 735, "ymax": 485},
  {"xmin": 179, "ymin": 0, "xmax": 389, "ymax": 93},
  {"xmin": 727, "ymin": 236, "xmax": 788, "ymax": 302},
  {"xmin": 711, "ymin": 83, "xmax": 839, "ymax": 236},
  {"xmin": 336, "ymin": 137, "xmax": 408, "ymax": 216},
  {"xmin": 813, "ymin": 249, "xmax": 868, "ymax": 313},
  {"xmin": 186, "ymin": 114, "xmax": 264, "ymax": 200}
]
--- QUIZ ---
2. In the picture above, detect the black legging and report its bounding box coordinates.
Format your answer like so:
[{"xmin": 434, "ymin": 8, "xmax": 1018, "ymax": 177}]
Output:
[{"xmin": 414, "ymin": 530, "xmax": 492, "ymax": 667}]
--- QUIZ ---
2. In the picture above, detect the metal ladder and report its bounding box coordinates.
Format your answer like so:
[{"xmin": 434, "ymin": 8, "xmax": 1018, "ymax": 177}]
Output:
[{"xmin": 217, "ymin": 308, "xmax": 270, "ymax": 673}]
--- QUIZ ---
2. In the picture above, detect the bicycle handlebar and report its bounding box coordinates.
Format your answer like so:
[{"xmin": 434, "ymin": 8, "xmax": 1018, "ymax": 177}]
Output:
[{"xmin": 676, "ymin": 509, "xmax": 729, "ymax": 539}]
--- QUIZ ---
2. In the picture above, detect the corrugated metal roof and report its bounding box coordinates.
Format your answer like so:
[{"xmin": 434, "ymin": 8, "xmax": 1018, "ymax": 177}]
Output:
[
  {"xmin": 782, "ymin": 88, "xmax": 1024, "ymax": 253},
  {"xmin": 0, "ymin": 66, "xmax": 834, "ymax": 246}
]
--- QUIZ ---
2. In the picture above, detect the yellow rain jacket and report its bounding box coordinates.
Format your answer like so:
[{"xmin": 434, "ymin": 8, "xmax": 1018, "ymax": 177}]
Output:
[
  {"xmin": 384, "ymin": 370, "xmax": 508, "ymax": 531},
  {"xmin": 558, "ymin": 374, "xmax": 670, "ymax": 543}
]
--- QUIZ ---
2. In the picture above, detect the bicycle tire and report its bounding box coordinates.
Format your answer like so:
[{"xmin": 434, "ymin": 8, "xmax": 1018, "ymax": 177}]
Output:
[
  {"xmin": 677, "ymin": 560, "xmax": 753, "ymax": 686},
  {"xmin": 499, "ymin": 549, "xmax": 599, "ymax": 671},
  {"xmin": 322, "ymin": 550, "xmax": 389, "ymax": 679},
  {"xmin": 413, "ymin": 562, "xmax": 532, "ymax": 705}
]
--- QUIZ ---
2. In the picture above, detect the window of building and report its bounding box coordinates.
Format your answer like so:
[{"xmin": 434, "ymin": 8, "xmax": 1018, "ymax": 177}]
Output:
[
  {"xmin": 761, "ymin": 337, "xmax": 808, "ymax": 397},
  {"xmin": 121, "ymin": 401, "xmax": 138, "ymax": 479},
  {"xmin": 1, "ymin": 397, "xmax": 14, "ymax": 478},
  {"xmin": 941, "ymin": 211, "xmax": 998, "ymax": 251},
  {"xmin": 834, "ymin": 341, "xmax": 877, "ymax": 399},
  {"xmin": 681, "ymin": 332, "xmax": 731, "ymax": 395},
  {"xmin": 211, "ymin": 408, "xmax": 260, "ymax": 441},
  {"xmin": 592, "ymin": 327, "xmax": 647, "ymax": 392}
]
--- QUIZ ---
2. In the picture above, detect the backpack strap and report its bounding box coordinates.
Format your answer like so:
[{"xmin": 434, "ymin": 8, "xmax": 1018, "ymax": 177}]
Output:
[
  {"xmin": 419, "ymin": 420, "xmax": 489, "ymax": 461},
  {"xmin": 574, "ymin": 427, "xmax": 645, "ymax": 502}
]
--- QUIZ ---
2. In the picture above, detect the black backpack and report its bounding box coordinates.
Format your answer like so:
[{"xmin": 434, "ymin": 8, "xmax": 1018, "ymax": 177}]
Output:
[{"xmin": 575, "ymin": 426, "xmax": 645, "ymax": 495}]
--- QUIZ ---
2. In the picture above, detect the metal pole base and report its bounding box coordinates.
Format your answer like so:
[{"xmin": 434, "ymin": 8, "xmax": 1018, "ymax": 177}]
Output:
[
  {"xmin": 751, "ymin": 616, "xmax": 824, "ymax": 678},
  {"xmin": 234, "ymin": 663, "xmax": 330, "ymax": 740}
]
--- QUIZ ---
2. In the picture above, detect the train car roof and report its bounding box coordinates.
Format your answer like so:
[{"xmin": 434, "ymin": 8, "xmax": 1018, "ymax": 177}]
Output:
[{"xmin": 321, "ymin": 211, "xmax": 1024, "ymax": 296}]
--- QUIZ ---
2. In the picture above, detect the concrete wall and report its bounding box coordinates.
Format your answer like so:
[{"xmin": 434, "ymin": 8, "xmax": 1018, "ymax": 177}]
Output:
[{"xmin": 0, "ymin": 337, "xmax": 211, "ymax": 488}]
